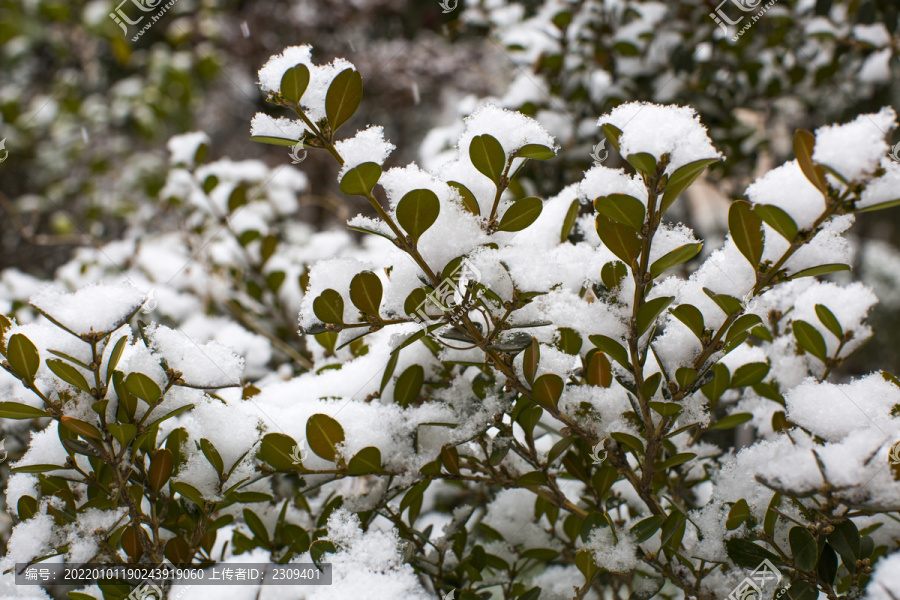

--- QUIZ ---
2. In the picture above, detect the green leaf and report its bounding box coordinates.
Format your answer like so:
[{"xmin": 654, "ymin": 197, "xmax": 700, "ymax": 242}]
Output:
[
  {"xmin": 448, "ymin": 181, "xmax": 479, "ymax": 216},
  {"xmin": 250, "ymin": 135, "xmax": 300, "ymax": 147},
  {"xmin": 793, "ymin": 129, "xmax": 828, "ymax": 193},
  {"xmin": 792, "ymin": 320, "xmax": 828, "ymax": 362},
  {"xmin": 60, "ymin": 416, "xmax": 102, "ymax": 440},
  {"xmin": 660, "ymin": 158, "xmax": 720, "ymax": 214},
  {"xmin": 660, "ymin": 452, "xmax": 696, "ymax": 468},
  {"xmin": 670, "ymin": 304, "xmax": 705, "ymax": 339},
  {"xmin": 469, "ymin": 134, "xmax": 506, "ymax": 184},
  {"xmin": 857, "ymin": 197, "xmax": 900, "ymax": 213},
  {"xmin": 611, "ymin": 432, "xmax": 644, "ymax": 454},
  {"xmin": 787, "ymin": 263, "xmax": 850, "ymax": 280},
  {"xmin": 649, "ymin": 402, "xmax": 682, "ymax": 418},
  {"xmin": 0, "ymin": 401, "xmax": 50, "ymax": 419},
  {"xmin": 523, "ymin": 337, "xmax": 539, "ymax": 385},
  {"xmin": 649, "ymin": 243, "xmax": 702, "ymax": 278},
  {"xmin": 348, "ymin": 446, "xmax": 383, "ymax": 474},
  {"xmin": 108, "ymin": 423, "xmax": 137, "ymax": 446},
  {"xmin": 560, "ymin": 199, "xmax": 579, "ymax": 243},
  {"xmin": 280, "ymin": 63, "xmax": 310, "ymax": 104},
  {"xmin": 701, "ymin": 363, "xmax": 730, "ymax": 404},
  {"xmin": 394, "ymin": 365, "xmax": 424, "ymax": 408},
  {"xmin": 636, "ymin": 296, "xmax": 674, "ymax": 336},
  {"xmin": 725, "ymin": 538, "xmax": 780, "ymax": 569},
  {"xmin": 397, "ymin": 189, "xmax": 440, "ymax": 243},
  {"xmin": 585, "ymin": 349, "xmax": 612, "ymax": 388},
  {"xmin": 200, "ymin": 438, "xmax": 225, "ymax": 475},
  {"xmin": 726, "ymin": 499, "xmax": 751, "ymax": 530},
  {"xmin": 46, "ymin": 359, "xmax": 91, "ymax": 393},
  {"xmin": 516, "ymin": 471, "xmax": 549, "ymax": 487},
  {"xmin": 105, "ymin": 336, "xmax": 127, "ymax": 385},
  {"xmin": 498, "ymin": 196, "xmax": 542, "ymax": 232},
  {"xmin": 631, "ymin": 516, "xmax": 664, "ymax": 543},
  {"xmin": 817, "ymin": 543, "xmax": 838, "ymax": 584},
  {"xmin": 789, "ymin": 526, "xmax": 818, "ymax": 571},
  {"xmin": 313, "ymin": 289, "xmax": 345, "ymax": 325},
  {"xmin": 125, "ymin": 372, "xmax": 162, "ymax": 404},
  {"xmin": 728, "ymin": 200, "xmax": 764, "ymax": 268},
  {"xmin": 595, "ymin": 215, "xmax": 641, "ymax": 265},
  {"xmin": 243, "ymin": 508, "xmax": 270, "ymax": 545},
  {"xmin": 708, "ymin": 413, "xmax": 752, "ymax": 430},
  {"xmin": 788, "ymin": 581, "xmax": 819, "ymax": 600},
  {"xmin": 754, "ymin": 204, "xmax": 798, "ymax": 241},
  {"xmin": 599, "ymin": 124, "xmax": 622, "ymax": 154},
  {"xmin": 815, "ymin": 304, "xmax": 842, "ymax": 338},
  {"xmin": 516, "ymin": 144, "xmax": 555, "ymax": 160},
  {"xmin": 310, "ymin": 539, "xmax": 337, "ymax": 570},
  {"xmin": 148, "ymin": 449, "xmax": 174, "ymax": 493},
  {"xmin": 703, "ymin": 288, "xmax": 743, "ymax": 316},
  {"xmin": 730, "ymin": 362, "xmax": 770, "ymax": 388},
  {"xmin": 7, "ymin": 334, "xmax": 39, "ymax": 384},
  {"xmin": 532, "ymin": 374, "xmax": 563, "ymax": 410},
  {"xmin": 593, "ymin": 194, "xmax": 646, "ymax": 231},
  {"xmin": 588, "ymin": 335, "xmax": 630, "ymax": 370},
  {"xmin": 10, "ymin": 464, "xmax": 64, "ymax": 474},
  {"xmin": 307, "ymin": 414, "xmax": 345, "ymax": 462},
  {"xmin": 826, "ymin": 520, "xmax": 860, "ymax": 567},
  {"xmin": 626, "ymin": 152, "xmax": 657, "ymax": 175},
  {"xmin": 258, "ymin": 433, "xmax": 301, "ymax": 472},
  {"xmin": 349, "ymin": 271, "xmax": 383, "ymax": 316},
  {"xmin": 727, "ymin": 314, "xmax": 764, "ymax": 342},
  {"xmin": 339, "ymin": 162, "xmax": 382, "ymax": 196},
  {"xmin": 325, "ymin": 68, "xmax": 363, "ymax": 134},
  {"xmin": 575, "ymin": 549, "xmax": 599, "ymax": 582}
]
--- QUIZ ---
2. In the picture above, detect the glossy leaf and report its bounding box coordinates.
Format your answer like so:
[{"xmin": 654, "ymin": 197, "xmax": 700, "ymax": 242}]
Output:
[
  {"xmin": 560, "ymin": 199, "xmax": 579, "ymax": 242},
  {"xmin": 498, "ymin": 196, "xmax": 542, "ymax": 232},
  {"xmin": 670, "ymin": 304, "xmax": 705, "ymax": 339},
  {"xmin": 349, "ymin": 271, "xmax": 382, "ymax": 316},
  {"xmin": 585, "ymin": 349, "xmax": 612, "ymax": 388},
  {"xmin": 593, "ymin": 194, "xmax": 645, "ymax": 231},
  {"xmin": 280, "ymin": 63, "xmax": 310, "ymax": 104},
  {"xmin": 731, "ymin": 362, "xmax": 770, "ymax": 388},
  {"xmin": 532, "ymin": 374, "xmax": 563, "ymax": 410},
  {"xmin": 793, "ymin": 129, "xmax": 828, "ymax": 193},
  {"xmin": 660, "ymin": 158, "xmax": 720, "ymax": 214},
  {"xmin": 258, "ymin": 432, "xmax": 301, "ymax": 472},
  {"xmin": 636, "ymin": 296, "xmax": 674, "ymax": 336},
  {"xmin": 46, "ymin": 359, "xmax": 91, "ymax": 394},
  {"xmin": 708, "ymin": 413, "xmax": 752, "ymax": 430},
  {"xmin": 588, "ymin": 335, "xmax": 630, "ymax": 369},
  {"xmin": 125, "ymin": 372, "xmax": 161, "ymax": 404},
  {"xmin": 348, "ymin": 446, "xmax": 383, "ymax": 474},
  {"xmin": 325, "ymin": 68, "xmax": 363, "ymax": 134},
  {"xmin": 725, "ymin": 538, "xmax": 780, "ymax": 569},
  {"xmin": 7, "ymin": 334, "xmax": 39, "ymax": 384},
  {"xmin": 313, "ymin": 289, "xmax": 344, "ymax": 325},
  {"xmin": 60, "ymin": 417, "xmax": 102, "ymax": 440},
  {"xmin": 815, "ymin": 304, "xmax": 842, "ymax": 338},
  {"xmin": 0, "ymin": 401, "xmax": 50, "ymax": 419},
  {"xmin": 339, "ymin": 162, "xmax": 382, "ymax": 196},
  {"xmin": 105, "ymin": 336, "xmax": 127, "ymax": 385},
  {"xmin": 200, "ymin": 438, "xmax": 224, "ymax": 475},
  {"xmin": 631, "ymin": 516, "xmax": 664, "ymax": 543},
  {"xmin": 787, "ymin": 263, "xmax": 850, "ymax": 280},
  {"xmin": 792, "ymin": 320, "xmax": 827, "ymax": 362},
  {"xmin": 306, "ymin": 413, "xmax": 345, "ymax": 462},
  {"xmin": 397, "ymin": 189, "xmax": 440, "ymax": 243},
  {"xmin": 754, "ymin": 204, "xmax": 798, "ymax": 241},
  {"xmin": 516, "ymin": 144, "xmax": 555, "ymax": 160},
  {"xmin": 649, "ymin": 243, "xmax": 702, "ymax": 278},
  {"xmin": 626, "ymin": 152, "xmax": 657, "ymax": 175},
  {"xmin": 595, "ymin": 215, "xmax": 641, "ymax": 265},
  {"xmin": 448, "ymin": 181, "xmax": 479, "ymax": 216},
  {"xmin": 789, "ymin": 526, "xmax": 818, "ymax": 571},
  {"xmin": 826, "ymin": 520, "xmax": 860, "ymax": 567},
  {"xmin": 523, "ymin": 337, "xmax": 539, "ymax": 385},
  {"xmin": 394, "ymin": 364, "xmax": 424, "ymax": 408},
  {"xmin": 148, "ymin": 449, "xmax": 174, "ymax": 493},
  {"xmin": 469, "ymin": 134, "xmax": 506, "ymax": 184},
  {"xmin": 726, "ymin": 499, "xmax": 751, "ymax": 530},
  {"xmin": 728, "ymin": 200, "xmax": 764, "ymax": 268}
]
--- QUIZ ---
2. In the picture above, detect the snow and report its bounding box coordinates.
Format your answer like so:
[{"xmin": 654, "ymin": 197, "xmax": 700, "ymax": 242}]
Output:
[
  {"xmin": 250, "ymin": 113, "xmax": 308, "ymax": 141},
  {"xmin": 812, "ymin": 107, "xmax": 896, "ymax": 182},
  {"xmin": 745, "ymin": 160, "xmax": 825, "ymax": 230},
  {"xmin": 30, "ymin": 282, "xmax": 146, "ymax": 336},
  {"xmin": 148, "ymin": 323, "xmax": 245, "ymax": 387},
  {"xmin": 334, "ymin": 126, "xmax": 395, "ymax": 180},
  {"xmin": 597, "ymin": 102, "xmax": 723, "ymax": 173},
  {"xmin": 585, "ymin": 526, "xmax": 640, "ymax": 573},
  {"xmin": 167, "ymin": 132, "xmax": 209, "ymax": 167},
  {"xmin": 257, "ymin": 45, "xmax": 314, "ymax": 95},
  {"xmin": 866, "ymin": 552, "xmax": 900, "ymax": 600},
  {"xmin": 858, "ymin": 158, "xmax": 900, "ymax": 210}
]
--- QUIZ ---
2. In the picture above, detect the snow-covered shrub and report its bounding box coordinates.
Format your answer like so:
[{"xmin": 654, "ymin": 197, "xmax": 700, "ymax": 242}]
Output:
[{"xmin": 2, "ymin": 44, "xmax": 900, "ymax": 600}]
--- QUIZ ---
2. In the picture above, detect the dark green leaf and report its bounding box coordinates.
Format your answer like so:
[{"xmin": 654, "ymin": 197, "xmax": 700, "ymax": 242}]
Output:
[
  {"xmin": 754, "ymin": 204, "xmax": 798, "ymax": 241},
  {"xmin": 611, "ymin": 432, "xmax": 644, "ymax": 454},
  {"xmin": 200, "ymin": 438, "xmax": 224, "ymax": 475},
  {"xmin": 815, "ymin": 304, "xmax": 842, "ymax": 338},
  {"xmin": 731, "ymin": 362, "xmax": 770, "ymax": 388},
  {"xmin": 258, "ymin": 432, "xmax": 301, "ymax": 472},
  {"xmin": 728, "ymin": 200, "xmax": 764, "ymax": 268},
  {"xmin": 280, "ymin": 64, "xmax": 310, "ymax": 104},
  {"xmin": 595, "ymin": 215, "xmax": 641, "ymax": 265},
  {"xmin": 498, "ymin": 196, "xmax": 542, "ymax": 232},
  {"xmin": 793, "ymin": 129, "xmax": 828, "ymax": 193},
  {"xmin": 789, "ymin": 526, "xmax": 818, "ymax": 571},
  {"xmin": 469, "ymin": 134, "xmax": 506, "ymax": 184},
  {"xmin": 348, "ymin": 446, "xmax": 383, "ymax": 474},
  {"xmin": 516, "ymin": 144, "xmax": 555, "ymax": 160},
  {"xmin": 7, "ymin": 334, "xmax": 39, "ymax": 384},
  {"xmin": 588, "ymin": 335, "xmax": 630, "ymax": 369},
  {"xmin": 599, "ymin": 124, "xmax": 622, "ymax": 154},
  {"xmin": 313, "ymin": 289, "xmax": 345, "ymax": 325},
  {"xmin": 339, "ymin": 162, "xmax": 382, "ymax": 196},
  {"xmin": 448, "ymin": 181, "xmax": 479, "ymax": 216},
  {"xmin": 349, "ymin": 271, "xmax": 383, "ymax": 316},
  {"xmin": 787, "ymin": 263, "xmax": 850, "ymax": 280},
  {"xmin": 593, "ymin": 194, "xmax": 645, "ymax": 231},
  {"xmin": 725, "ymin": 538, "xmax": 780, "ymax": 569},
  {"xmin": 325, "ymin": 68, "xmax": 363, "ymax": 134},
  {"xmin": 250, "ymin": 135, "xmax": 300, "ymax": 147},
  {"xmin": 394, "ymin": 365, "xmax": 424, "ymax": 408},
  {"xmin": 125, "ymin": 372, "xmax": 161, "ymax": 404},
  {"xmin": 532, "ymin": 374, "xmax": 563, "ymax": 410},
  {"xmin": 726, "ymin": 499, "xmax": 751, "ymax": 530},
  {"xmin": 105, "ymin": 336, "xmax": 127, "ymax": 385},
  {"xmin": 307, "ymin": 413, "xmax": 345, "ymax": 462},
  {"xmin": 636, "ymin": 296, "xmax": 674, "ymax": 336},
  {"xmin": 560, "ymin": 199, "xmax": 579, "ymax": 243},
  {"xmin": 243, "ymin": 508, "xmax": 270, "ymax": 545},
  {"xmin": 708, "ymin": 413, "xmax": 752, "ymax": 430},
  {"xmin": 523, "ymin": 337, "xmax": 539, "ymax": 385},
  {"xmin": 397, "ymin": 189, "xmax": 440, "ymax": 243},
  {"xmin": 670, "ymin": 304, "xmax": 705, "ymax": 339},
  {"xmin": 826, "ymin": 520, "xmax": 860, "ymax": 567},
  {"xmin": 60, "ymin": 416, "xmax": 101, "ymax": 440},
  {"xmin": 0, "ymin": 401, "xmax": 50, "ymax": 420},
  {"xmin": 516, "ymin": 471, "xmax": 549, "ymax": 487},
  {"xmin": 727, "ymin": 314, "xmax": 764, "ymax": 342},
  {"xmin": 649, "ymin": 402, "xmax": 681, "ymax": 418},
  {"xmin": 46, "ymin": 359, "xmax": 91, "ymax": 393},
  {"xmin": 626, "ymin": 152, "xmax": 657, "ymax": 175},
  {"xmin": 661, "ymin": 158, "xmax": 720, "ymax": 214},
  {"xmin": 792, "ymin": 320, "xmax": 828, "ymax": 362},
  {"xmin": 649, "ymin": 243, "xmax": 702, "ymax": 278},
  {"xmin": 631, "ymin": 516, "xmax": 664, "ymax": 543}
]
